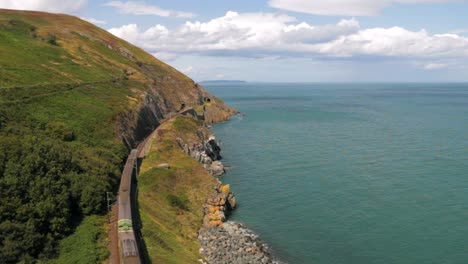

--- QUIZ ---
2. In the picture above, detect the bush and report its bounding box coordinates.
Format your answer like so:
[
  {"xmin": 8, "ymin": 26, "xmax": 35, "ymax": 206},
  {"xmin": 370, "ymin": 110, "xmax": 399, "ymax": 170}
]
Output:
[
  {"xmin": 166, "ymin": 194, "xmax": 190, "ymax": 211},
  {"xmin": 47, "ymin": 34, "xmax": 58, "ymax": 46},
  {"xmin": 46, "ymin": 121, "xmax": 76, "ymax": 141}
]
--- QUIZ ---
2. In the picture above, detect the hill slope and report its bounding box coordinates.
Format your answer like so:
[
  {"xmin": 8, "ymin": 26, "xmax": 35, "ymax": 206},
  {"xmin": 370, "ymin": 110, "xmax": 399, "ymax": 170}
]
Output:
[{"xmin": 0, "ymin": 9, "xmax": 235, "ymax": 263}]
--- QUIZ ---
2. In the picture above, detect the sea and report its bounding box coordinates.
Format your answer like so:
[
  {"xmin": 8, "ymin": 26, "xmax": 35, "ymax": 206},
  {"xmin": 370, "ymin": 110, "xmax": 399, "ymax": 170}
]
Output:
[{"xmin": 204, "ymin": 83, "xmax": 468, "ymax": 264}]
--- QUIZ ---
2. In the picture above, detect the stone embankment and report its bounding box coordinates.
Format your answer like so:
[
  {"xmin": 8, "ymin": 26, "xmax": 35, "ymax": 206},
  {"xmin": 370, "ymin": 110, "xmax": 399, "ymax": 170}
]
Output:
[
  {"xmin": 198, "ymin": 222, "xmax": 279, "ymax": 264},
  {"xmin": 198, "ymin": 184, "xmax": 278, "ymax": 264}
]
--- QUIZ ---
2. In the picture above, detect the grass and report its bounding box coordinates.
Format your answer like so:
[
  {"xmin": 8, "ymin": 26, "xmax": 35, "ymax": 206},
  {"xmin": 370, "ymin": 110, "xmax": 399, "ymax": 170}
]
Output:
[
  {"xmin": 49, "ymin": 215, "xmax": 109, "ymax": 264},
  {"xmin": 138, "ymin": 116, "xmax": 218, "ymax": 263}
]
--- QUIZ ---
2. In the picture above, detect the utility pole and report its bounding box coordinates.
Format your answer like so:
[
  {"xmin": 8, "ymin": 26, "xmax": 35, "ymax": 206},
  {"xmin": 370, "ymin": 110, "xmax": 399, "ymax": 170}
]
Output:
[
  {"xmin": 106, "ymin": 191, "xmax": 113, "ymax": 224},
  {"xmin": 133, "ymin": 157, "xmax": 139, "ymax": 177}
]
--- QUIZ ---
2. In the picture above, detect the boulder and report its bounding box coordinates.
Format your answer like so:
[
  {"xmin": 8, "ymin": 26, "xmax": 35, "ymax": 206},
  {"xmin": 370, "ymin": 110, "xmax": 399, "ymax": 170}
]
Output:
[
  {"xmin": 204, "ymin": 136, "xmax": 222, "ymax": 161},
  {"xmin": 209, "ymin": 161, "xmax": 225, "ymax": 176},
  {"xmin": 227, "ymin": 192, "xmax": 237, "ymax": 209},
  {"xmin": 157, "ymin": 163, "xmax": 170, "ymax": 169}
]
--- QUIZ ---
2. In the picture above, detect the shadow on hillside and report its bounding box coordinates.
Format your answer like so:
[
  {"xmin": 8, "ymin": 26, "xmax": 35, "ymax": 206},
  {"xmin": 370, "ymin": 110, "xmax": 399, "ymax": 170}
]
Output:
[{"xmin": 132, "ymin": 158, "xmax": 152, "ymax": 264}]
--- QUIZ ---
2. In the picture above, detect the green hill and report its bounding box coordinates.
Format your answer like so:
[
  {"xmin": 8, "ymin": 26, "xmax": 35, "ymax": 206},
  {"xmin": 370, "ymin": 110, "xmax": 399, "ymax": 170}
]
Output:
[{"xmin": 0, "ymin": 9, "xmax": 235, "ymax": 263}]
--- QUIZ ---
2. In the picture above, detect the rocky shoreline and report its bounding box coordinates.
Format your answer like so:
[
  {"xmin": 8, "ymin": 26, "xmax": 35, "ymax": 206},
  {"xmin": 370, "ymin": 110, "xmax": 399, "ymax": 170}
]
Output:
[
  {"xmin": 198, "ymin": 222, "xmax": 280, "ymax": 264},
  {"xmin": 177, "ymin": 131, "xmax": 282, "ymax": 264}
]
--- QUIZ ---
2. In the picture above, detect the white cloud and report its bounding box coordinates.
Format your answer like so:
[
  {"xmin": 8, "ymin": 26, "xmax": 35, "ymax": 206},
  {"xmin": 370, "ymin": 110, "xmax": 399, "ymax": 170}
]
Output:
[
  {"xmin": 151, "ymin": 52, "xmax": 177, "ymax": 61},
  {"xmin": 0, "ymin": 0, "xmax": 87, "ymax": 13},
  {"xmin": 108, "ymin": 11, "xmax": 468, "ymax": 63},
  {"xmin": 316, "ymin": 28, "xmax": 468, "ymax": 58},
  {"xmin": 450, "ymin": 28, "xmax": 468, "ymax": 35},
  {"xmin": 424, "ymin": 63, "xmax": 448, "ymax": 70},
  {"xmin": 81, "ymin": 17, "xmax": 107, "ymax": 25},
  {"xmin": 268, "ymin": 0, "xmax": 463, "ymax": 16},
  {"xmin": 108, "ymin": 11, "xmax": 359, "ymax": 55},
  {"xmin": 108, "ymin": 23, "xmax": 141, "ymax": 43},
  {"xmin": 180, "ymin": 66, "xmax": 194, "ymax": 73},
  {"xmin": 103, "ymin": 1, "xmax": 195, "ymax": 18}
]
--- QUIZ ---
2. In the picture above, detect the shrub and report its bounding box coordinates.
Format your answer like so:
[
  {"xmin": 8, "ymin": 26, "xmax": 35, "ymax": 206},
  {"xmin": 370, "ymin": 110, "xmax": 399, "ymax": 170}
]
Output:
[
  {"xmin": 166, "ymin": 194, "xmax": 190, "ymax": 211},
  {"xmin": 47, "ymin": 34, "xmax": 58, "ymax": 46},
  {"xmin": 45, "ymin": 121, "xmax": 76, "ymax": 141}
]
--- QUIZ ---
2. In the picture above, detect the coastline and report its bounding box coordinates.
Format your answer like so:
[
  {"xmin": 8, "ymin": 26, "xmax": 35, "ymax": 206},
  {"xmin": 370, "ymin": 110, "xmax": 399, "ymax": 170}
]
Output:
[
  {"xmin": 135, "ymin": 109, "xmax": 282, "ymax": 263},
  {"xmin": 178, "ymin": 118, "xmax": 281, "ymax": 264}
]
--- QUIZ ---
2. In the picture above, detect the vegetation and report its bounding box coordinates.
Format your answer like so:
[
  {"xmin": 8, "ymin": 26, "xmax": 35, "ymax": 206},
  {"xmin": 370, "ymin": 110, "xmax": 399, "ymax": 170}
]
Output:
[
  {"xmin": 166, "ymin": 194, "xmax": 190, "ymax": 211},
  {"xmin": 52, "ymin": 215, "xmax": 109, "ymax": 264},
  {"xmin": 0, "ymin": 9, "xmax": 232, "ymax": 263},
  {"xmin": 138, "ymin": 116, "xmax": 218, "ymax": 263},
  {"xmin": 47, "ymin": 34, "xmax": 58, "ymax": 46},
  {"xmin": 0, "ymin": 9, "xmax": 182, "ymax": 262}
]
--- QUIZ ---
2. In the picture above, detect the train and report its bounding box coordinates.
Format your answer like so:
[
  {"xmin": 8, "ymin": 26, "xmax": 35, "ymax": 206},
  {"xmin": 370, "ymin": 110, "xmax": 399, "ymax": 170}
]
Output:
[{"xmin": 117, "ymin": 149, "xmax": 141, "ymax": 264}]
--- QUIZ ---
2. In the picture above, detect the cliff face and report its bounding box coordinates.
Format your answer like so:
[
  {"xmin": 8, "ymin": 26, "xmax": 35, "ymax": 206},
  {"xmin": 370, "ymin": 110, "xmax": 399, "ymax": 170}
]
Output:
[{"xmin": 117, "ymin": 80, "xmax": 236, "ymax": 148}]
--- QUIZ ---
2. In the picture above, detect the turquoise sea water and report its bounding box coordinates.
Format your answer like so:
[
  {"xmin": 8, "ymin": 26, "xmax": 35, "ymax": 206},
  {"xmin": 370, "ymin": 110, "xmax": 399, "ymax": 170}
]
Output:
[{"xmin": 206, "ymin": 83, "xmax": 468, "ymax": 264}]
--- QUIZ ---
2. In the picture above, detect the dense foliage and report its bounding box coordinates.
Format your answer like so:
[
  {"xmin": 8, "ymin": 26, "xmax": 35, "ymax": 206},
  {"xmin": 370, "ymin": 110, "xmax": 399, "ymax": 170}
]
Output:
[
  {"xmin": 0, "ymin": 15, "xmax": 133, "ymax": 262},
  {"xmin": 0, "ymin": 121, "xmax": 125, "ymax": 262}
]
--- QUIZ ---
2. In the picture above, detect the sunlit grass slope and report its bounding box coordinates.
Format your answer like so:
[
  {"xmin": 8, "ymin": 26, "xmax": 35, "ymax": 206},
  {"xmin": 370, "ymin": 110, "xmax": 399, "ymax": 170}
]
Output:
[{"xmin": 138, "ymin": 116, "xmax": 219, "ymax": 263}]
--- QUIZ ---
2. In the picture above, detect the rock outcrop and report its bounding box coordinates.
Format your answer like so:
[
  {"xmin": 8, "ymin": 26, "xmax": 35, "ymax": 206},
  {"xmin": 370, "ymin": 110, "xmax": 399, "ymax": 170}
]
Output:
[
  {"xmin": 203, "ymin": 184, "xmax": 236, "ymax": 227},
  {"xmin": 177, "ymin": 135, "xmax": 226, "ymax": 176},
  {"xmin": 174, "ymin": 126, "xmax": 237, "ymax": 227}
]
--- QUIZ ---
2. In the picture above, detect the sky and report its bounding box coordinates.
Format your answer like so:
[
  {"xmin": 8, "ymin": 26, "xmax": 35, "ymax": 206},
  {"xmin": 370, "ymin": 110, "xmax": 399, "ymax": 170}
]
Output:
[{"xmin": 1, "ymin": 0, "xmax": 468, "ymax": 82}]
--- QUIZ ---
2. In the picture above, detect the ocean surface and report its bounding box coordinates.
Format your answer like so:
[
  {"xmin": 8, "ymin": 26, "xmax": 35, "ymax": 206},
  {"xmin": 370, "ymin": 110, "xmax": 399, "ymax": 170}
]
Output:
[{"xmin": 205, "ymin": 83, "xmax": 468, "ymax": 264}]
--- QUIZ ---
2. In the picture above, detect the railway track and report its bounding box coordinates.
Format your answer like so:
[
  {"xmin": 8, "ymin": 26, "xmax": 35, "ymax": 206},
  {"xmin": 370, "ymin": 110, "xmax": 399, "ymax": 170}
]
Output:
[
  {"xmin": 117, "ymin": 149, "xmax": 140, "ymax": 264},
  {"xmin": 115, "ymin": 107, "xmax": 197, "ymax": 264}
]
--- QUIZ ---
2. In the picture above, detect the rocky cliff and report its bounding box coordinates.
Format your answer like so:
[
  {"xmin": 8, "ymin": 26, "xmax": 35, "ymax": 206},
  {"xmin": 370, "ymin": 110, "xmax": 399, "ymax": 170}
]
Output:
[
  {"xmin": 116, "ymin": 77, "xmax": 237, "ymax": 148},
  {"xmin": 177, "ymin": 135, "xmax": 226, "ymax": 176}
]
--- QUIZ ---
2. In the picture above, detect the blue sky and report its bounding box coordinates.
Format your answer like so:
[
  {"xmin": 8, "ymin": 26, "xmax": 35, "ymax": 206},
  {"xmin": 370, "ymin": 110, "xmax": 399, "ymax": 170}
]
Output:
[{"xmin": 1, "ymin": 0, "xmax": 468, "ymax": 82}]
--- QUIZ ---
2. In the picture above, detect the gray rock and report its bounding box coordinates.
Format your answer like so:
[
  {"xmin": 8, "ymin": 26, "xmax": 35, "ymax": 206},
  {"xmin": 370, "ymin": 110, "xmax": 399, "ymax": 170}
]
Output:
[
  {"xmin": 209, "ymin": 161, "xmax": 225, "ymax": 176},
  {"xmin": 177, "ymin": 136, "xmax": 227, "ymax": 176},
  {"xmin": 198, "ymin": 222, "xmax": 282, "ymax": 264}
]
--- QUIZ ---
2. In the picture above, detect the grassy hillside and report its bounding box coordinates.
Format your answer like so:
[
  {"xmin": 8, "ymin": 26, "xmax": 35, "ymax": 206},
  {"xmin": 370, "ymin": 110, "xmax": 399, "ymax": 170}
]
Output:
[
  {"xmin": 0, "ymin": 9, "xmax": 233, "ymax": 263},
  {"xmin": 138, "ymin": 116, "xmax": 219, "ymax": 263}
]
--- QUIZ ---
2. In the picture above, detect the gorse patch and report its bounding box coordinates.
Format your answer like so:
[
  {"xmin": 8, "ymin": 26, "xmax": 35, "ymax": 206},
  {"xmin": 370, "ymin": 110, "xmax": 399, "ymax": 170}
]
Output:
[
  {"xmin": 166, "ymin": 193, "xmax": 190, "ymax": 211},
  {"xmin": 47, "ymin": 34, "xmax": 58, "ymax": 46}
]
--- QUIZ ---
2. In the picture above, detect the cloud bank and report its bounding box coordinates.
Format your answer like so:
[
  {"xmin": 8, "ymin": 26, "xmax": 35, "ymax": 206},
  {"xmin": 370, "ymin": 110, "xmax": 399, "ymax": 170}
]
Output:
[
  {"xmin": 0, "ymin": 0, "xmax": 87, "ymax": 13},
  {"xmin": 268, "ymin": 0, "xmax": 464, "ymax": 16},
  {"xmin": 103, "ymin": 1, "xmax": 195, "ymax": 18},
  {"xmin": 108, "ymin": 11, "xmax": 468, "ymax": 67}
]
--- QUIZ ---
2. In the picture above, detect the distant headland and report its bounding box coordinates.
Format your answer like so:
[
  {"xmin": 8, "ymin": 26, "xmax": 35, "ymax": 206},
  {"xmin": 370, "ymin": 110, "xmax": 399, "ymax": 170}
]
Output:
[{"xmin": 200, "ymin": 80, "xmax": 247, "ymax": 84}]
